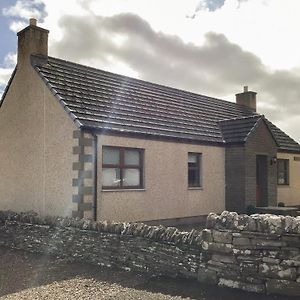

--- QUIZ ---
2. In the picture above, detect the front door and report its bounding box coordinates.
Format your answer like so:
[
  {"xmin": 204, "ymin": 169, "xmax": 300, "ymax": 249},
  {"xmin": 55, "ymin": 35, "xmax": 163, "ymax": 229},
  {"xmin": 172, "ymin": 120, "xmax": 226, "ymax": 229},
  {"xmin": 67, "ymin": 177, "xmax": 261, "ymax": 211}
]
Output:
[{"xmin": 256, "ymin": 155, "xmax": 268, "ymax": 207}]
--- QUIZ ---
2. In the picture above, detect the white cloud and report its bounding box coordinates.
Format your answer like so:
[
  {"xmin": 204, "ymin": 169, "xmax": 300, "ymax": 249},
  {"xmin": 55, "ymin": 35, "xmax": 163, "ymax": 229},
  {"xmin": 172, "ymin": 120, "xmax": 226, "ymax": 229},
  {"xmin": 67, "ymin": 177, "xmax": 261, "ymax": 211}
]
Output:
[
  {"xmin": 0, "ymin": 53, "xmax": 17, "ymax": 99},
  {"xmin": 3, "ymin": 53, "xmax": 17, "ymax": 68},
  {"xmin": 189, "ymin": 0, "xmax": 300, "ymax": 70},
  {"xmin": 0, "ymin": 69, "xmax": 13, "ymax": 85},
  {"xmin": 0, "ymin": 68, "xmax": 14, "ymax": 99},
  {"xmin": 3, "ymin": 0, "xmax": 46, "ymax": 21}
]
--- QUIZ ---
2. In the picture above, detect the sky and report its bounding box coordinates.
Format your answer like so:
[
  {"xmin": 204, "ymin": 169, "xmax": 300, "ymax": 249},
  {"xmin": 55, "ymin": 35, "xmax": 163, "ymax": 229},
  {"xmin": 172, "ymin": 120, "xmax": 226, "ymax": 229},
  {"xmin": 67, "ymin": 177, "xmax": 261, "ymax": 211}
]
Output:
[{"xmin": 0, "ymin": 0, "xmax": 300, "ymax": 142}]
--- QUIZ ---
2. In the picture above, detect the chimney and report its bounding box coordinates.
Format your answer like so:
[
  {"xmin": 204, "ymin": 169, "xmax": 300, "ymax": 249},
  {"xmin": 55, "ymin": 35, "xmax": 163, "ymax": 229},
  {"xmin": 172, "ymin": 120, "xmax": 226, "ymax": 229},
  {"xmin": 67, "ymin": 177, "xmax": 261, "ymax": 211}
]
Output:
[
  {"xmin": 17, "ymin": 18, "xmax": 49, "ymax": 67},
  {"xmin": 235, "ymin": 86, "xmax": 257, "ymax": 112}
]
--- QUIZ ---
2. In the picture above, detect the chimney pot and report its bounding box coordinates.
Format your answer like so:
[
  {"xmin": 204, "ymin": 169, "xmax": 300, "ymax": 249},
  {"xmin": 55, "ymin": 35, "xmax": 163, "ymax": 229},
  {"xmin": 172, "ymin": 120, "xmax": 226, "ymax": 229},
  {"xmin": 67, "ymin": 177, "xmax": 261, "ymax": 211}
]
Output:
[
  {"xmin": 244, "ymin": 86, "xmax": 248, "ymax": 92},
  {"xmin": 29, "ymin": 18, "xmax": 37, "ymax": 26}
]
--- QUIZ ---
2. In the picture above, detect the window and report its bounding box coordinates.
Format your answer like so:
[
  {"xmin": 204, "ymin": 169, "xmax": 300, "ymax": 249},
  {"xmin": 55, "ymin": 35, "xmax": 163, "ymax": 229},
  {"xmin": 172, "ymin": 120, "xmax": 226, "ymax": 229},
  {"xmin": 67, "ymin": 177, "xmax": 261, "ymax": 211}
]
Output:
[
  {"xmin": 188, "ymin": 153, "xmax": 201, "ymax": 187},
  {"xmin": 277, "ymin": 159, "xmax": 289, "ymax": 185},
  {"xmin": 102, "ymin": 146, "xmax": 144, "ymax": 189}
]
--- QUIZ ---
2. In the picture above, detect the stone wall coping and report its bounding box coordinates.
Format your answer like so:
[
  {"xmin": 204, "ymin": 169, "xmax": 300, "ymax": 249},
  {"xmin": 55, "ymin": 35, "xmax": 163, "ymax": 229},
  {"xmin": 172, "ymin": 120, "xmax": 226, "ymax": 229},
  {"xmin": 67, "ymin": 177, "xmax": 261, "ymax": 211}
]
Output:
[
  {"xmin": 206, "ymin": 211, "xmax": 300, "ymax": 235},
  {"xmin": 0, "ymin": 210, "xmax": 202, "ymax": 247}
]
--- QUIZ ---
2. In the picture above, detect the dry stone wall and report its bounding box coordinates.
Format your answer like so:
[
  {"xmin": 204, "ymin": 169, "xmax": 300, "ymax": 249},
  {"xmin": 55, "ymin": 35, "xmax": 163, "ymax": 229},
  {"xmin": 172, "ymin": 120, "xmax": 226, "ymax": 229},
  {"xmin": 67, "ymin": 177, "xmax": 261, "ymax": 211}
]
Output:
[
  {"xmin": 0, "ymin": 210, "xmax": 300, "ymax": 296},
  {"xmin": 0, "ymin": 211, "xmax": 202, "ymax": 279},
  {"xmin": 201, "ymin": 211, "xmax": 300, "ymax": 296}
]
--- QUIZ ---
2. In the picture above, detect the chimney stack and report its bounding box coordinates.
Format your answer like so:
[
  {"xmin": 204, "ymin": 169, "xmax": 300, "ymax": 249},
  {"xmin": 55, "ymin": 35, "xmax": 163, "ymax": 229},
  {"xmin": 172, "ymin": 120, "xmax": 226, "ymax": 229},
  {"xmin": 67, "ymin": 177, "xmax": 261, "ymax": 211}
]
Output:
[
  {"xmin": 236, "ymin": 86, "xmax": 257, "ymax": 112},
  {"xmin": 17, "ymin": 18, "xmax": 49, "ymax": 67}
]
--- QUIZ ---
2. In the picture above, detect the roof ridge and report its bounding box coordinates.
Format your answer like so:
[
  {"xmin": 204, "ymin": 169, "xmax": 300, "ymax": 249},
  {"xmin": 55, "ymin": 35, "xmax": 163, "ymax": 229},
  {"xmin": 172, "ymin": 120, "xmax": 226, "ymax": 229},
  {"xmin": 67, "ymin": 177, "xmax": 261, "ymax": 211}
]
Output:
[
  {"xmin": 218, "ymin": 114, "xmax": 262, "ymax": 123},
  {"xmin": 243, "ymin": 116, "xmax": 264, "ymax": 142}
]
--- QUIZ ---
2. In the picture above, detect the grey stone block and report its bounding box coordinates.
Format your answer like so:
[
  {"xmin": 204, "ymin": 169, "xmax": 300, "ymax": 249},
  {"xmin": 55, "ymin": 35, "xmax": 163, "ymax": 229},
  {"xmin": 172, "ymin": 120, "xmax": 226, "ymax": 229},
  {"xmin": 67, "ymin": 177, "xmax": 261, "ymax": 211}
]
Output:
[
  {"xmin": 73, "ymin": 130, "xmax": 82, "ymax": 138},
  {"xmin": 213, "ymin": 230, "xmax": 232, "ymax": 243},
  {"xmin": 72, "ymin": 178, "xmax": 83, "ymax": 187},
  {"xmin": 72, "ymin": 161, "xmax": 84, "ymax": 171},
  {"xmin": 72, "ymin": 194, "xmax": 83, "ymax": 203},
  {"xmin": 78, "ymin": 137, "xmax": 93, "ymax": 146},
  {"xmin": 240, "ymin": 261, "xmax": 258, "ymax": 276},
  {"xmin": 78, "ymin": 170, "xmax": 93, "ymax": 179},
  {"xmin": 201, "ymin": 229, "xmax": 212, "ymax": 242},
  {"xmin": 79, "ymin": 154, "xmax": 94, "ymax": 163},
  {"xmin": 78, "ymin": 186, "xmax": 93, "ymax": 195},
  {"xmin": 218, "ymin": 278, "xmax": 265, "ymax": 293},
  {"xmin": 73, "ymin": 145, "xmax": 84, "ymax": 155},
  {"xmin": 259, "ymin": 263, "xmax": 297, "ymax": 280},
  {"xmin": 211, "ymin": 254, "xmax": 235, "ymax": 264},
  {"xmin": 252, "ymin": 239, "xmax": 286, "ymax": 248},
  {"xmin": 197, "ymin": 267, "xmax": 218, "ymax": 284},
  {"xmin": 204, "ymin": 242, "xmax": 233, "ymax": 254},
  {"xmin": 281, "ymin": 259, "xmax": 300, "ymax": 267},
  {"xmin": 266, "ymin": 279, "xmax": 300, "ymax": 296},
  {"xmin": 78, "ymin": 202, "xmax": 93, "ymax": 211},
  {"xmin": 262, "ymin": 257, "xmax": 280, "ymax": 264},
  {"xmin": 233, "ymin": 237, "xmax": 251, "ymax": 246}
]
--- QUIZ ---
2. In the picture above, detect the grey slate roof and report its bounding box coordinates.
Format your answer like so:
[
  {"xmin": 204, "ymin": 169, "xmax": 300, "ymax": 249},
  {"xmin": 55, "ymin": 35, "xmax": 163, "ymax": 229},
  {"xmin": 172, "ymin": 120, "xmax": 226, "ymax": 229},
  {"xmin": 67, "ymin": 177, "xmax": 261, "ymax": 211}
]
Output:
[
  {"xmin": 265, "ymin": 120, "xmax": 300, "ymax": 153},
  {"xmin": 218, "ymin": 115, "xmax": 263, "ymax": 144},
  {"xmin": 32, "ymin": 55, "xmax": 300, "ymax": 152}
]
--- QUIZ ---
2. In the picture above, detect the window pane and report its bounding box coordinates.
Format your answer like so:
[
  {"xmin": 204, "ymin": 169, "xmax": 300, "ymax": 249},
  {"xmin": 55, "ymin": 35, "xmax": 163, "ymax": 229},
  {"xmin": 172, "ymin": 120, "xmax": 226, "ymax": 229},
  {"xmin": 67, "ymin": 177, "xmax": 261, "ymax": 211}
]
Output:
[
  {"xmin": 278, "ymin": 172, "xmax": 285, "ymax": 185},
  {"xmin": 277, "ymin": 159, "xmax": 289, "ymax": 185},
  {"xmin": 102, "ymin": 168, "xmax": 121, "ymax": 187},
  {"xmin": 278, "ymin": 160, "xmax": 284, "ymax": 172},
  {"xmin": 124, "ymin": 150, "xmax": 140, "ymax": 165},
  {"xmin": 188, "ymin": 168, "xmax": 199, "ymax": 186},
  {"xmin": 188, "ymin": 153, "xmax": 197, "ymax": 163},
  {"xmin": 123, "ymin": 169, "xmax": 140, "ymax": 186},
  {"xmin": 103, "ymin": 148, "xmax": 120, "ymax": 165},
  {"xmin": 188, "ymin": 153, "xmax": 201, "ymax": 187}
]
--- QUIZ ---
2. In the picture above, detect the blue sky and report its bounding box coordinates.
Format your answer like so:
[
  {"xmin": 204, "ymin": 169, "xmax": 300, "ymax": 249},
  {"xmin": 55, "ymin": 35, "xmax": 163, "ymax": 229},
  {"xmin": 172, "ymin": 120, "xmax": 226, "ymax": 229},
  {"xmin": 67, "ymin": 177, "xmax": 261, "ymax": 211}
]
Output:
[
  {"xmin": 1, "ymin": 0, "xmax": 300, "ymax": 142},
  {"xmin": 0, "ymin": 0, "xmax": 17, "ymax": 67}
]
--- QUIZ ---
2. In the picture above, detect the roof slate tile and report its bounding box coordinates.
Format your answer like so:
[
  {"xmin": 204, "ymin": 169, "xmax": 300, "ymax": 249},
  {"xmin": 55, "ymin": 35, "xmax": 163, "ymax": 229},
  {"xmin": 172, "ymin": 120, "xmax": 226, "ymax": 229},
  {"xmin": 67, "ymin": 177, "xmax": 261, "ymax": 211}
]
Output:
[{"xmin": 33, "ymin": 55, "xmax": 300, "ymax": 152}]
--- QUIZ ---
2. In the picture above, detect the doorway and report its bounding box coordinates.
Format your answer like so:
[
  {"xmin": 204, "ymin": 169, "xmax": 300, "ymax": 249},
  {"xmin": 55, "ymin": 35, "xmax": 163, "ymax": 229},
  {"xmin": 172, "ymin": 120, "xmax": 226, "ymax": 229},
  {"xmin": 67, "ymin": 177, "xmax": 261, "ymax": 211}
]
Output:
[{"xmin": 256, "ymin": 155, "xmax": 268, "ymax": 207}]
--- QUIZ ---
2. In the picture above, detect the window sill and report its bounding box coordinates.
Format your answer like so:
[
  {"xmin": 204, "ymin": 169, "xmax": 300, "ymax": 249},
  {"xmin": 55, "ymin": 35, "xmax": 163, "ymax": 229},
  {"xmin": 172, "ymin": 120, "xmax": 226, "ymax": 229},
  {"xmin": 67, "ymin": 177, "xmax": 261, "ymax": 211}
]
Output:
[
  {"xmin": 188, "ymin": 187, "xmax": 203, "ymax": 190},
  {"xmin": 277, "ymin": 184, "xmax": 289, "ymax": 187},
  {"xmin": 102, "ymin": 188, "xmax": 146, "ymax": 192}
]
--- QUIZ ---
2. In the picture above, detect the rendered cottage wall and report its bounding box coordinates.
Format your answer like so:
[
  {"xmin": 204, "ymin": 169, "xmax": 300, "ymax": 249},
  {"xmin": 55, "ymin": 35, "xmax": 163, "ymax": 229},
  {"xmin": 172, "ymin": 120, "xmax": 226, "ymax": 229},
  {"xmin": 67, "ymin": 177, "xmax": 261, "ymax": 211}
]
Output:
[
  {"xmin": 277, "ymin": 152, "xmax": 300, "ymax": 206},
  {"xmin": 0, "ymin": 63, "xmax": 76, "ymax": 217},
  {"xmin": 97, "ymin": 134, "xmax": 226, "ymax": 222}
]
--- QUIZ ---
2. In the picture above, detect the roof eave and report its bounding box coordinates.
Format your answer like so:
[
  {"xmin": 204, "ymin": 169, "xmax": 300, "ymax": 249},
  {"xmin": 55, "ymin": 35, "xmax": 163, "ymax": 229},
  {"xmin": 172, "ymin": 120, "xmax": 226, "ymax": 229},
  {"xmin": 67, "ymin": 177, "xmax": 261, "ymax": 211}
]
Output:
[
  {"xmin": 277, "ymin": 148, "xmax": 300, "ymax": 154},
  {"xmin": 80, "ymin": 125, "xmax": 226, "ymax": 147}
]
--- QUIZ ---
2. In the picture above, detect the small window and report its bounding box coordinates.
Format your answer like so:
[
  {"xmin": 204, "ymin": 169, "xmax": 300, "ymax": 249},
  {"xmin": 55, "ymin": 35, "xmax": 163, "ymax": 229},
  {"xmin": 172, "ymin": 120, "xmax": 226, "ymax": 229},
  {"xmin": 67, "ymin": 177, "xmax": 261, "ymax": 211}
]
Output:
[
  {"xmin": 188, "ymin": 153, "xmax": 201, "ymax": 187},
  {"xmin": 102, "ymin": 146, "xmax": 143, "ymax": 189},
  {"xmin": 277, "ymin": 159, "xmax": 289, "ymax": 185}
]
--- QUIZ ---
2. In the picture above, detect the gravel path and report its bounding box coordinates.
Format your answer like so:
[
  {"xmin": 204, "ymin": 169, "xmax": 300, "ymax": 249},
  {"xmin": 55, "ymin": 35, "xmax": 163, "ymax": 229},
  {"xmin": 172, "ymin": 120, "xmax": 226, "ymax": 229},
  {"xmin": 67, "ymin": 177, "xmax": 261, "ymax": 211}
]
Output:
[{"xmin": 0, "ymin": 247, "xmax": 296, "ymax": 299}]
